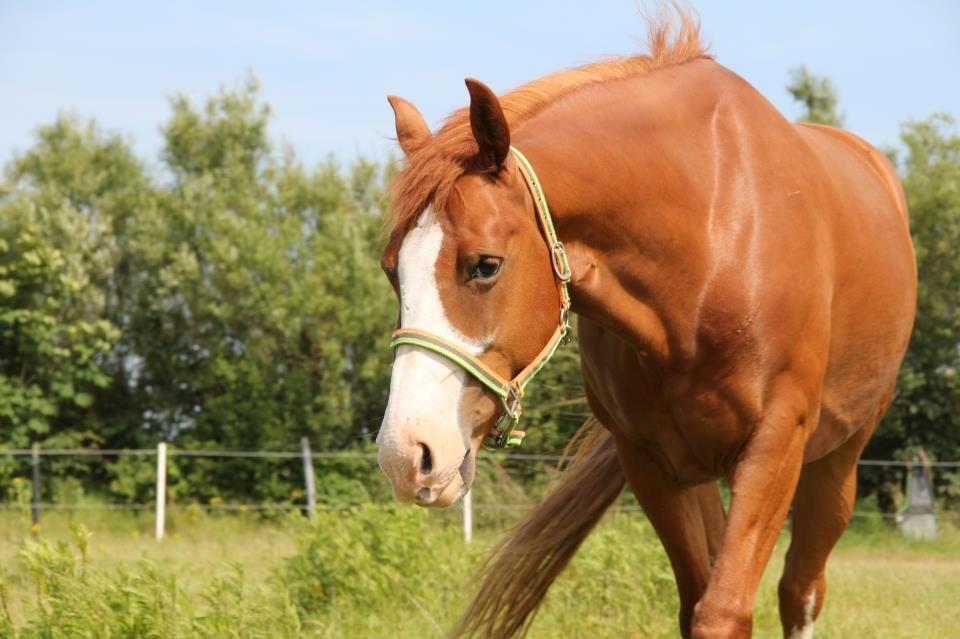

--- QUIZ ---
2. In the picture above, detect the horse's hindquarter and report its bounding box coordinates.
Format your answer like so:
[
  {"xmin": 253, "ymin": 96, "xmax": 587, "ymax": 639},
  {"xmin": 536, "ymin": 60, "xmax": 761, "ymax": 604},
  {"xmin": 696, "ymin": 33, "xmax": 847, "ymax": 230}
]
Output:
[{"xmin": 793, "ymin": 124, "xmax": 917, "ymax": 460}]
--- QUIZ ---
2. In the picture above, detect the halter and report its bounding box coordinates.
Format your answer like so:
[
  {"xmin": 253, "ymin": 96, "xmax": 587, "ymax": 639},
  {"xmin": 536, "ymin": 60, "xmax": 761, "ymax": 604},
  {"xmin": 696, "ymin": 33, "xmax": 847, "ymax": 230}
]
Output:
[{"xmin": 390, "ymin": 146, "xmax": 572, "ymax": 448}]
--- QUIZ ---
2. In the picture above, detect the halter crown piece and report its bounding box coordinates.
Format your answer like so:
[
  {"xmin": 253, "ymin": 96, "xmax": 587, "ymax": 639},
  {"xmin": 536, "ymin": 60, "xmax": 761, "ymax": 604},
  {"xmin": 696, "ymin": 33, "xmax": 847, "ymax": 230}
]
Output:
[{"xmin": 390, "ymin": 146, "xmax": 572, "ymax": 448}]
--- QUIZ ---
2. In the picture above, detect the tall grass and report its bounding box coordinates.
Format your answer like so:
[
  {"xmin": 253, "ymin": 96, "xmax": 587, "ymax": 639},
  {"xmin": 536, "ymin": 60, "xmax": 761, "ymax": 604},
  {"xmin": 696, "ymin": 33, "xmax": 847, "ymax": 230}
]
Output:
[{"xmin": 0, "ymin": 507, "xmax": 957, "ymax": 638}]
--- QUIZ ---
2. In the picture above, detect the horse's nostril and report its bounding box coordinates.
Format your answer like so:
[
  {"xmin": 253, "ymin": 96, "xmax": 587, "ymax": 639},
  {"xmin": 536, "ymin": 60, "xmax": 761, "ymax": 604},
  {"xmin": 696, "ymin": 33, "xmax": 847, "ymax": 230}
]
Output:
[{"xmin": 418, "ymin": 443, "xmax": 433, "ymax": 475}]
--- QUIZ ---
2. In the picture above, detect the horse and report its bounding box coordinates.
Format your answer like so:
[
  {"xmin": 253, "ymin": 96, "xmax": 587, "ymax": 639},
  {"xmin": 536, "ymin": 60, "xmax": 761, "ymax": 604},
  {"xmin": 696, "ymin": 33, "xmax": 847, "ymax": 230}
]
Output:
[{"xmin": 375, "ymin": 12, "xmax": 916, "ymax": 639}]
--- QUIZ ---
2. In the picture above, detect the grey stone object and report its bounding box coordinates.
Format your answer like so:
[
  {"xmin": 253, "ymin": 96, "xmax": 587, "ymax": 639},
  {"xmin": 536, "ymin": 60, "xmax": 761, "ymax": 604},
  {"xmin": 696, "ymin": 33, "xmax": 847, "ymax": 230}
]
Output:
[{"xmin": 899, "ymin": 453, "xmax": 938, "ymax": 540}]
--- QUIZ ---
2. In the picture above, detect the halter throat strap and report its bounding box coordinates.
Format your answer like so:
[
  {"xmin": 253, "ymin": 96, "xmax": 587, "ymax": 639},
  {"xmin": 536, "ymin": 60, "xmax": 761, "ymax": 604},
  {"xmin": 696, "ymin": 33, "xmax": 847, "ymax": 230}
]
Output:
[{"xmin": 390, "ymin": 146, "xmax": 572, "ymax": 448}]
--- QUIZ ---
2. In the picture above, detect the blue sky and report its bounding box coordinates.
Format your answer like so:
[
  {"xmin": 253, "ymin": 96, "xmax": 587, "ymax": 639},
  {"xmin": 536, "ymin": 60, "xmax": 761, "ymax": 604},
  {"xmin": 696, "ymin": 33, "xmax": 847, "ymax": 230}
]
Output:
[{"xmin": 2, "ymin": 1, "xmax": 958, "ymax": 169}]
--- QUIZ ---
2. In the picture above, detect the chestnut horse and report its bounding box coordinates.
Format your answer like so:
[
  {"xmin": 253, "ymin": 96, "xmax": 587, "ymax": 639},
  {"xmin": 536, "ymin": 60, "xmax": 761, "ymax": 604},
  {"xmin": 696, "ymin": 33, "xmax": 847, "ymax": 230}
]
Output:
[{"xmin": 376, "ymin": 14, "xmax": 916, "ymax": 639}]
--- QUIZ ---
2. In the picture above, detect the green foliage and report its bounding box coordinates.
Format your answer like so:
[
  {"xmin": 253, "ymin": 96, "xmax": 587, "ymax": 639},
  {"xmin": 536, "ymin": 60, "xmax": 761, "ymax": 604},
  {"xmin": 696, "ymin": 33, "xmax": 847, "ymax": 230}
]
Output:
[
  {"xmin": 16, "ymin": 524, "xmax": 182, "ymax": 638},
  {"xmin": 281, "ymin": 505, "xmax": 461, "ymax": 618},
  {"xmin": 129, "ymin": 79, "xmax": 394, "ymax": 460},
  {"xmin": 0, "ymin": 218, "xmax": 118, "ymax": 447},
  {"xmin": 787, "ymin": 65, "xmax": 845, "ymax": 127},
  {"xmin": 280, "ymin": 506, "xmax": 676, "ymax": 636},
  {"xmin": 2, "ymin": 508, "xmax": 673, "ymax": 637},
  {"xmin": 6, "ymin": 510, "xmax": 958, "ymax": 638},
  {"xmin": 1, "ymin": 80, "xmax": 397, "ymax": 504},
  {"xmin": 0, "ymin": 162, "xmax": 121, "ymax": 499},
  {"xmin": 191, "ymin": 564, "xmax": 301, "ymax": 639},
  {"xmin": 2, "ymin": 114, "xmax": 149, "ymax": 448}
]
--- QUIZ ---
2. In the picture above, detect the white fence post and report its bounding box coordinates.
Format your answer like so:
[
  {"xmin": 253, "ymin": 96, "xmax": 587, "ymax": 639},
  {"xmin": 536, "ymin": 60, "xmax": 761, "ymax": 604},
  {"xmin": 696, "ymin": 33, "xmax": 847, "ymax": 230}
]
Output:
[
  {"xmin": 155, "ymin": 442, "xmax": 167, "ymax": 541},
  {"xmin": 463, "ymin": 489, "xmax": 473, "ymax": 545},
  {"xmin": 301, "ymin": 437, "xmax": 317, "ymax": 522}
]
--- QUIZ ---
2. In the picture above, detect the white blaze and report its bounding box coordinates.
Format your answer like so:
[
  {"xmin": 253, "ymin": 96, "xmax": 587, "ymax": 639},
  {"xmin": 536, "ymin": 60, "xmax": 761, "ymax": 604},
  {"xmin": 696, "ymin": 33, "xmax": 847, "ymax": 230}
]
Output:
[{"xmin": 377, "ymin": 208, "xmax": 489, "ymax": 477}]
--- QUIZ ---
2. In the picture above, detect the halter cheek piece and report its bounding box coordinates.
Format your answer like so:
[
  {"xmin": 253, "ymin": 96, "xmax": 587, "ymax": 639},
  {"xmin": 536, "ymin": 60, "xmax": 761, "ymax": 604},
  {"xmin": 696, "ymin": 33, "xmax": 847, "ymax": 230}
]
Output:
[{"xmin": 390, "ymin": 147, "xmax": 572, "ymax": 448}]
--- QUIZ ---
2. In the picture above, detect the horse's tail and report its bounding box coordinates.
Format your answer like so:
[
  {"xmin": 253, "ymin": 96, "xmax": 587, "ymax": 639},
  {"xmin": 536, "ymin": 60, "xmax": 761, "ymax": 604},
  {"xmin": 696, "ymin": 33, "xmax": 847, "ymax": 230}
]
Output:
[{"xmin": 451, "ymin": 418, "xmax": 625, "ymax": 638}]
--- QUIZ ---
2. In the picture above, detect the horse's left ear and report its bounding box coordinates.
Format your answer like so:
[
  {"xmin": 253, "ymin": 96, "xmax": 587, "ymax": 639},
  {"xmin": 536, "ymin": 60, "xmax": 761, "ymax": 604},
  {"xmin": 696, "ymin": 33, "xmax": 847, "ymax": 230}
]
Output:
[
  {"xmin": 388, "ymin": 95, "xmax": 431, "ymax": 157},
  {"xmin": 465, "ymin": 78, "xmax": 510, "ymax": 171}
]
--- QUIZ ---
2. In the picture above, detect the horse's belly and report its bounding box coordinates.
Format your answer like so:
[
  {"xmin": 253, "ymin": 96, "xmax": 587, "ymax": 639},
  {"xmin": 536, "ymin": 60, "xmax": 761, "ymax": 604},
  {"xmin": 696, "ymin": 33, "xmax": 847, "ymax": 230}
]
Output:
[
  {"xmin": 799, "ymin": 126, "xmax": 917, "ymax": 460},
  {"xmin": 804, "ymin": 258, "xmax": 915, "ymax": 460}
]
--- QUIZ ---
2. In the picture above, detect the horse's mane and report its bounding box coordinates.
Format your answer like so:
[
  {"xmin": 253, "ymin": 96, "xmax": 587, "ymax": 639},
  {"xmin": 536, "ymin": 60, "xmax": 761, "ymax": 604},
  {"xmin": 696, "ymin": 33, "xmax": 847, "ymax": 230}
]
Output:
[{"xmin": 385, "ymin": 8, "xmax": 710, "ymax": 239}]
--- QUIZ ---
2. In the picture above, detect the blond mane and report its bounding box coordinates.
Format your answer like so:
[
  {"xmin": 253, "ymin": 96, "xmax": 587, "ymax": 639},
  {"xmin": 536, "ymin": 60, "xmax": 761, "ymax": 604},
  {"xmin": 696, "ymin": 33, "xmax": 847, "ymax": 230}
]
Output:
[{"xmin": 385, "ymin": 8, "xmax": 709, "ymax": 239}]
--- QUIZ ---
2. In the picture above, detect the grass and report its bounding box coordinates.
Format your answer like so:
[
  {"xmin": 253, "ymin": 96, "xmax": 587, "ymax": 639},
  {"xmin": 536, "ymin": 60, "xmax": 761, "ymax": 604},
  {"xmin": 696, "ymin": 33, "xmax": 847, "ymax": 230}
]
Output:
[{"xmin": 0, "ymin": 507, "xmax": 958, "ymax": 638}]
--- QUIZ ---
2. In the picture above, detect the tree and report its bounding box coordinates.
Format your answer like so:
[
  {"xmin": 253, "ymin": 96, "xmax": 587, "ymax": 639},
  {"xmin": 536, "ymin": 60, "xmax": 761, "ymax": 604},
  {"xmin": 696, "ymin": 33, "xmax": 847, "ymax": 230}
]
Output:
[
  {"xmin": 115, "ymin": 80, "xmax": 398, "ymax": 501},
  {"xmin": 1, "ymin": 82, "xmax": 401, "ymax": 503},
  {"xmin": 0, "ymin": 220, "xmax": 118, "ymax": 449},
  {"xmin": 2, "ymin": 115, "xmax": 154, "ymax": 451},
  {"xmin": 0, "ymin": 119, "xmax": 133, "ymax": 493},
  {"xmin": 787, "ymin": 65, "xmax": 845, "ymax": 127},
  {"xmin": 0, "ymin": 115, "xmax": 141, "ymax": 447}
]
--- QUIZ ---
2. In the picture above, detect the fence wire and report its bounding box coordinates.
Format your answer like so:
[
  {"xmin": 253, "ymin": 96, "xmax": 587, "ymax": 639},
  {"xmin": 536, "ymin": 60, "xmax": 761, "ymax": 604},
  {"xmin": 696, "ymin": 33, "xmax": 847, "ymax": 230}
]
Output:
[
  {"xmin": 2, "ymin": 448, "xmax": 959, "ymax": 465},
  {"xmin": 0, "ymin": 447, "xmax": 955, "ymax": 522}
]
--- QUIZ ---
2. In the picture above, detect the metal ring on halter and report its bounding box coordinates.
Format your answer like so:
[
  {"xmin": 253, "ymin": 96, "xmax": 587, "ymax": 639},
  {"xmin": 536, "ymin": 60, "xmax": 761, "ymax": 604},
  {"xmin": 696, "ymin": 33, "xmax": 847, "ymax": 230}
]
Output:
[
  {"xmin": 487, "ymin": 386, "xmax": 523, "ymax": 448},
  {"xmin": 551, "ymin": 241, "xmax": 572, "ymax": 282},
  {"xmin": 501, "ymin": 382, "xmax": 523, "ymax": 421}
]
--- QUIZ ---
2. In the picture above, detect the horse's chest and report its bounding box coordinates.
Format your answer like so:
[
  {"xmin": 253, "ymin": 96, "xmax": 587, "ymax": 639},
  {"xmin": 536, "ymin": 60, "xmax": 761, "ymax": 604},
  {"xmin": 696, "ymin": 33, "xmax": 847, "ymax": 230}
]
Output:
[{"xmin": 579, "ymin": 323, "xmax": 756, "ymax": 483}]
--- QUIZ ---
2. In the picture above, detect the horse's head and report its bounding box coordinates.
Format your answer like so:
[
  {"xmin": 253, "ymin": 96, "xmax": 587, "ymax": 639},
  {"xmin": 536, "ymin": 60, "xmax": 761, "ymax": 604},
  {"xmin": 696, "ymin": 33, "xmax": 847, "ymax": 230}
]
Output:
[{"xmin": 376, "ymin": 79, "xmax": 564, "ymax": 507}]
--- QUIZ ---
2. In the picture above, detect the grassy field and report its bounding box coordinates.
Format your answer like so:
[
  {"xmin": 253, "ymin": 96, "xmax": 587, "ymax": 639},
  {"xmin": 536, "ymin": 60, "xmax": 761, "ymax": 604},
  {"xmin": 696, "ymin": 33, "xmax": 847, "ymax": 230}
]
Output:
[{"xmin": 0, "ymin": 506, "xmax": 958, "ymax": 638}]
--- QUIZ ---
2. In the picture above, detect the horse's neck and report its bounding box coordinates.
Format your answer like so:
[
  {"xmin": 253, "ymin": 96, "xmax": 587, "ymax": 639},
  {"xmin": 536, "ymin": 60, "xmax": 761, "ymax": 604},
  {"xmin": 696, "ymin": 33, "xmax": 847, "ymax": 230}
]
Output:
[{"xmin": 513, "ymin": 60, "xmax": 740, "ymax": 364}]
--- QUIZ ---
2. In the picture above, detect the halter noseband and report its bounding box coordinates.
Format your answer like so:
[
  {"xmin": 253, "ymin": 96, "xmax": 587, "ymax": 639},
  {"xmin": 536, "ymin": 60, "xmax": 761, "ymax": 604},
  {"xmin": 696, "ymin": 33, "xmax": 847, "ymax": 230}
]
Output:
[{"xmin": 390, "ymin": 146, "xmax": 572, "ymax": 448}]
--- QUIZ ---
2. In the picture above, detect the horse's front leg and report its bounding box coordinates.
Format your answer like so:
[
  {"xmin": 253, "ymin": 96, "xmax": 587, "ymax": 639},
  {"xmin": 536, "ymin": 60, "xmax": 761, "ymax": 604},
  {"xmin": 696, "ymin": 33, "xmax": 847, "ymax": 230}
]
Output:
[{"xmin": 691, "ymin": 384, "xmax": 813, "ymax": 639}]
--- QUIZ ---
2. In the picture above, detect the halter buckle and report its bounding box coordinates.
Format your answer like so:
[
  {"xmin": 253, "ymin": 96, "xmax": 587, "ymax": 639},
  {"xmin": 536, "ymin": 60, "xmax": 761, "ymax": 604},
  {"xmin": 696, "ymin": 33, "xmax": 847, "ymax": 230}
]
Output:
[
  {"xmin": 484, "ymin": 421, "xmax": 526, "ymax": 448},
  {"xmin": 551, "ymin": 241, "xmax": 572, "ymax": 282},
  {"xmin": 484, "ymin": 383, "xmax": 524, "ymax": 449}
]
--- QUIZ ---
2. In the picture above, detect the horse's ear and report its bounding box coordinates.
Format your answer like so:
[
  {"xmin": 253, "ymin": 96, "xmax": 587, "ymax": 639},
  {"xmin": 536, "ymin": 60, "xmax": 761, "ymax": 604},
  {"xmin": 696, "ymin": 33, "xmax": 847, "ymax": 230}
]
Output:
[
  {"xmin": 388, "ymin": 95, "xmax": 431, "ymax": 156},
  {"xmin": 465, "ymin": 78, "xmax": 510, "ymax": 171}
]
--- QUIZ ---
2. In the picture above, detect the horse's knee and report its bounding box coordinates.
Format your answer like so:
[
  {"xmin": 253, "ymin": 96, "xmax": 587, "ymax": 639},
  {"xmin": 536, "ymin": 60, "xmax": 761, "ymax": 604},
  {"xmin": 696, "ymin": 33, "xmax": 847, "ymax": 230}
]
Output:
[{"xmin": 690, "ymin": 600, "xmax": 752, "ymax": 639}]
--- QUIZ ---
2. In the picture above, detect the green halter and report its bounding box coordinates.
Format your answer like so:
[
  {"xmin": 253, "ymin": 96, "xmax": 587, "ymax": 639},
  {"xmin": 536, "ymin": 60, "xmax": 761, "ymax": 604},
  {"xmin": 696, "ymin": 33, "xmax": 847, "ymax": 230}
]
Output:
[{"xmin": 390, "ymin": 146, "xmax": 572, "ymax": 448}]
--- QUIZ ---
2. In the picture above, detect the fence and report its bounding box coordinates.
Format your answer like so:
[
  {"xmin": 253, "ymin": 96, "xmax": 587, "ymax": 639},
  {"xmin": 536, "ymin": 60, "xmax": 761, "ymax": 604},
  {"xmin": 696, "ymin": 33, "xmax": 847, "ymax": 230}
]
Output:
[{"xmin": 2, "ymin": 444, "xmax": 957, "ymax": 543}]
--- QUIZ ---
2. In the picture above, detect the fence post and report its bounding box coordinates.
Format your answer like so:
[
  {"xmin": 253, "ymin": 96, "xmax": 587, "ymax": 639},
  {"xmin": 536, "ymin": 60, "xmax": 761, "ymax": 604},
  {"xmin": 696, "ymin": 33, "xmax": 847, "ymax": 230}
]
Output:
[
  {"xmin": 463, "ymin": 489, "xmax": 473, "ymax": 545},
  {"xmin": 30, "ymin": 443, "xmax": 41, "ymax": 534},
  {"xmin": 155, "ymin": 442, "xmax": 167, "ymax": 541},
  {"xmin": 900, "ymin": 451, "xmax": 938, "ymax": 540},
  {"xmin": 301, "ymin": 437, "xmax": 316, "ymax": 522}
]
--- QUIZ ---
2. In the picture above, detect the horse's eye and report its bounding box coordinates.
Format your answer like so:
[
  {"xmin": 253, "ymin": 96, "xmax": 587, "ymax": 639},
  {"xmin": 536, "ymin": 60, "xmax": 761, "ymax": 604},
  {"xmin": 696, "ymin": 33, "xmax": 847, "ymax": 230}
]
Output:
[{"xmin": 470, "ymin": 256, "xmax": 502, "ymax": 280}]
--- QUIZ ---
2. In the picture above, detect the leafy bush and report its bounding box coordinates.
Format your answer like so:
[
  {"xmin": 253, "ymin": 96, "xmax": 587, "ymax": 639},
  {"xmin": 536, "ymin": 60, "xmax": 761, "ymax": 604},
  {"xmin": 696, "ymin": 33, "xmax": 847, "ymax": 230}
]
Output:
[{"xmin": 280, "ymin": 505, "xmax": 468, "ymax": 620}]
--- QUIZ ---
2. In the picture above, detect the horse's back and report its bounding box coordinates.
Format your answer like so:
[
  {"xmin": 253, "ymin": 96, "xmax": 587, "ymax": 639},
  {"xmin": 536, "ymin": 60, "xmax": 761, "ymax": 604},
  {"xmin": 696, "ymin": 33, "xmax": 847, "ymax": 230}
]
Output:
[
  {"xmin": 797, "ymin": 123, "xmax": 909, "ymax": 228},
  {"xmin": 793, "ymin": 123, "xmax": 917, "ymax": 460}
]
